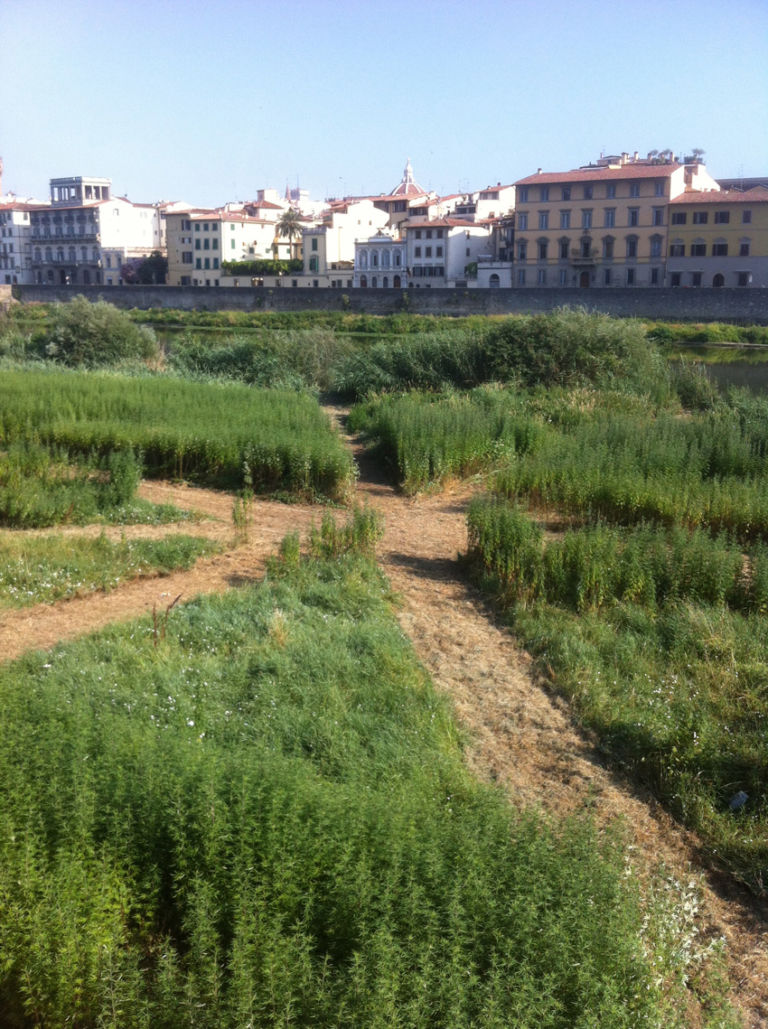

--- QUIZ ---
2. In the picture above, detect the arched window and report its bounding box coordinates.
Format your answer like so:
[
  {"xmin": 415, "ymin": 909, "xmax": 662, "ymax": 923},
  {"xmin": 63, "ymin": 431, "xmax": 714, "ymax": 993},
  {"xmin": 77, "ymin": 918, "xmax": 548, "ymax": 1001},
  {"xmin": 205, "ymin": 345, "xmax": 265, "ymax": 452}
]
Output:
[
  {"xmin": 713, "ymin": 273, "xmax": 725, "ymax": 287},
  {"xmin": 371, "ymin": 276, "xmax": 377, "ymax": 287},
  {"xmin": 68, "ymin": 247, "xmax": 76, "ymax": 261},
  {"xmin": 359, "ymin": 251, "xmax": 368, "ymax": 269},
  {"xmin": 45, "ymin": 247, "xmax": 52, "ymax": 262},
  {"xmin": 393, "ymin": 274, "xmax": 401, "ymax": 288},
  {"xmin": 383, "ymin": 276, "xmax": 389, "ymax": 288},
  {"xmin": 489, "ymin": 273, "xmax": 500, "ymax": 288},
  {"xmin": 56, "ymin": 248, "xmax": 64, "ymax": 262},
  {"xmin": 650, "ymin": 234, "xmax": 663, "ymax": 258},
  {"xmin": 517, "ymin": 239, "xmax": 527, "ymax": 261},
  {"xmin": 360, "ymin": 274, "xmax": 368, "ymax": 287},
  {"xmin": 602, "ymin": 236, "xmax": 614, "ymax": 260},
  {"xmin": 372, "ymin": 252, "xmax": 378, "ymax": 267},
  {"xmin": 382, "ymin": 250, "xmax": 390, "ymax": 268},
  {"xmin": 626, "ymin": 235, "xmax": 638, "ymax": 259},
  {"xmin": 394, "ymin": 252, "xmax": 401, "ymax": 267}
]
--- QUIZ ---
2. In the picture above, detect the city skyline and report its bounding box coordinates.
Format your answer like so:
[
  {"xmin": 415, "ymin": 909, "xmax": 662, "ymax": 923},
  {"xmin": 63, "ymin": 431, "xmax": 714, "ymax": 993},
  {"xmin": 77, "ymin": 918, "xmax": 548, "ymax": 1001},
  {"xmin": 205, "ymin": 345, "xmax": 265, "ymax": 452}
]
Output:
[{"xmin": 2, "ymin": 0, "xmax": 767, "ymax": 208}]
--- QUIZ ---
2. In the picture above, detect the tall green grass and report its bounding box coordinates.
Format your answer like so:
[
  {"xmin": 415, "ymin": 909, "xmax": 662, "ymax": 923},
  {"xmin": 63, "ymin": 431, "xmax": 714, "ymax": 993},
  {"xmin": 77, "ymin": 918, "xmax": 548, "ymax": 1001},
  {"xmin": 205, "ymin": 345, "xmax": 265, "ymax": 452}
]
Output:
[
  {"xmin": 465, "ymin": 498, "xmax": 768, "ymax": 893},
  {"xmin": 0, "ymin": 523, "xmax": 728, "ymax": 1025},
  {"xmin": 0, "ymin": 368, "xmax": 354, "ymax": 500}
]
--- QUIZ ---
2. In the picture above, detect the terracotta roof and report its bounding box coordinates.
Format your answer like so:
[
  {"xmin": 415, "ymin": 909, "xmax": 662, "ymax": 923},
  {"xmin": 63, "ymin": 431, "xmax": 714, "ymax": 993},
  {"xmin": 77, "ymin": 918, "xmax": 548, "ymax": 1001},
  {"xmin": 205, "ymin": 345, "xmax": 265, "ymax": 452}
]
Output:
[
  {"xmin": 670, "ymin": 187, "xmax": 768, "ymax": 205},
  {"xmin": 405, "ymin": 217, "xmax": 484, "ymax": 228},
  {"xmin": 515, "ymin": 163, "xmax": 681, "ymax": 186},
  {"xmin": 0, "ymin": 201, "xmax": 40, "ymax": 212}
]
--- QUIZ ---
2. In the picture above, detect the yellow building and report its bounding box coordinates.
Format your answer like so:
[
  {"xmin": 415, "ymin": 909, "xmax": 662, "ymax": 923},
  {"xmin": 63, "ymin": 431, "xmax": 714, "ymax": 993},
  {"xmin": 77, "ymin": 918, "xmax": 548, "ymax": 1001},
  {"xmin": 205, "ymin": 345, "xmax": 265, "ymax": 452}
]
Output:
[
  {"xmin": 513, "ymin": 152, "xmax": 718, "ymax": 287},
  {"xmin": 667, "ymin": 187, "xmax": 768, "ymax": 288}
]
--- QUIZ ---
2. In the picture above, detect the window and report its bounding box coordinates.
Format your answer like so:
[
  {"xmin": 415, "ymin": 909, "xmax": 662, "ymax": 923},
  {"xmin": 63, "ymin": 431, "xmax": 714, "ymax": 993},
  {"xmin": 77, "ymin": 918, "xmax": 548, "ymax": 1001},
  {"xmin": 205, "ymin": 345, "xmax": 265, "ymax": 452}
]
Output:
[
  {"xmin": 204, "ymin": 258, "xmax": 210, "ymax": 269},
  {"xmin": 182, "ymin": 252, "xmax": 193, "ymax": 264},
  {"xmin": 415, "ymin": 230, "xmax": 421, "ymax": 239},
  {"xmin": 560, "ymin": 210, "xmax": 571, "ymax": 229},
  {"xmin": 581, "ymin": 210, "xmax": 592, "ymax": 229},
  {"xmin": 628, "ymin": 208, "xmax": 639, "ymax": 227},
  {"xmin": 654, "ymin": 180, "xmax": 665, "ymax": 197},
  {"xmin": 516, "ymin": 268, "xmax": 526, "ymax": 285},
  {"xmin": 426, "ymin": 229, "xmax": 433, "ymax": 239},
  {"xmin": 603, "ymin": 268, "xmax": 612, "ymax": 285},
  {"xmin": 231, "ymin": 239, "xmax": 236, "ymax": 249},
  {"xmin": 537, "ymin": 240, "xmax": 548, "ymax": 260},
  {"xmin": 740, "ymin": 241, "xmax": 751, "ymax": 256},
  {"xmin": 538, "ymin": 211, "xmax": 549, "ymax": 229},
  {"xmin": 626, "ymin": 267, "xmax": 635, "ymax": 285},
  {"xmin": 559, "ymin": 269, "xmax": 568, "ymax": 285},
  {"xmin": 626, "ymin": 236, "xmax": 638, "ymax": 259},
  {"xmin": 212, "ymin": 239, "xmax": 218, "ymax": 249},
  {"xmin": 559, "ymin": 238, "xmax": 569, "ymax": 259},
  {"xmin": 606, "ymin": 184, "xmax": 616, "ymax": 199},
  {"xmin": 436, "ymin": 246, "xmax": 443, "ymax": 257},
  {"xmin": 517, "ymin": 213, "xmax": 528, "ymax": 230},
  {"xmin": 537, "ymin": 268, "xmax": 547, "ymax": 284},
  {"xmin": 414, "ymin": 246, "xmax": 421, "ymax": 257},
  {"xmin": 561, "ymin": 186, "xmax": 571, "ymax": 201},
  {"xmin": 204, "ymin": 239, "xmax": 210, "ymax": 250},
  {"xmin": 436, "ymin": 229, "xmax": 444, "ymax": 238},
  {"xmin": 629, "ymin": 183, "xmax": 640, "ymax": 198},
  {"xmin": 602, "ymin": 237, "xmax": 614, "ymax": 260},
  {"xmin": 742, "ymin": 210, "xmax": 752, "ymax": 224},
  {"xmin": 669, "ymin": 242, "xmax": 685, "ymax": 257},
  {"xmin": 693, "ymin": 211, "xmax": 708, "ymax": 224},
  {"xmin": 517, "ymin": 240, "xmax": 527, "ymax": 261},
  {"xmin": 540, "ymin": 185, "xmax": 549, "ymax": 202},
  {"xmin": 692, "ymin": 272, "xmax": 702, "ymax": 287},
  {"xmin": 652, "ymin": 207, "xmax": 664, "ymax": 226},
  {"xmin": 650, "ymin": 267, "xmax": 660, "ymax": 285},
  {"xmin": 311, "ymin": 238, "xmax": 318, "ymax": 251},
  {"xmin": 604, "ymin": 208, "xmax": 615, "ymax": 228},
  {"xmin": 738, "ymin": 272, "xmax": 751, "ymax": 287},
  {"xmin": 425, "ymin": 247, "xmax": 432, "ymax": 257},
  {"xmin": 213, "ymin": 258, "xmax": 219, "ymax": 269},
  {"xmin": 714, "ymin": 211, "xmax": 730, "ymax": 224},
  {"xmin": 650, "ymin": 235, "xmax": 663, "ymax": 258},
  {"xmin": 671, "ymin": 212, "xmax": 686, "ymax": 225},
  {"xmin": 518, "ymin": 187, "xmax": 529, "ymax": 202},
  {"xmin": 690, "ymin": 242, "xmax": 706, "ymax": 257},
  {"xmin": 712, "ymin": 242, "xmax": 728, "ymax": 256},
  {"xmin": 195, "ymin": 258, "xmax": 201, "ymax": 269},
  {"xmin": 195, "ymin": 239, "xmax": 200, "ymax": 250},
  {"xmin": 583, "ymin": 184, "xmax": 593, "ymax": 200},
  {"xmin": 203, "ymin": 223, "xmax": 209, "ymax": 231}
]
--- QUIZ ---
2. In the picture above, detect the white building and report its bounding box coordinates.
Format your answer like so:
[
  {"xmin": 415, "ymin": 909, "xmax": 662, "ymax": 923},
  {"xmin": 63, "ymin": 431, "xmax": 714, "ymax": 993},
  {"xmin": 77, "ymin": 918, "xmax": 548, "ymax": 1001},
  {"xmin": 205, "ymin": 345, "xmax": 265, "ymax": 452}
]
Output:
[
  {"xmin": 166, "ymin": 209, "xmax": 286, "ymax": 287},
  {"xmin": 28, "ymin": 177, "xmax": 159, "ymax": 286},
  {"xmin": 0, "ymin": 201, "xmax": 37, "ymax": 284},
  {"xmin": 403, "ymin": 218, "xmax": 493, "ymax": 287},
  {"xmin": 354, "ymin": 231, "xmax": 406, "ymax": 288}
]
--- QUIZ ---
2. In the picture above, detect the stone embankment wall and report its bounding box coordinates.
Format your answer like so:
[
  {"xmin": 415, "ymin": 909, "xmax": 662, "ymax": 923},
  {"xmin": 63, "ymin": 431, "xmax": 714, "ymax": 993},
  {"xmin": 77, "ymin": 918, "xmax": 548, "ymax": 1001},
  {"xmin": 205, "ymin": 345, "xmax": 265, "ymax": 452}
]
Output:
[{"xmin": 13, "ymin": 284, "xmax": 768, "ymax": 323}]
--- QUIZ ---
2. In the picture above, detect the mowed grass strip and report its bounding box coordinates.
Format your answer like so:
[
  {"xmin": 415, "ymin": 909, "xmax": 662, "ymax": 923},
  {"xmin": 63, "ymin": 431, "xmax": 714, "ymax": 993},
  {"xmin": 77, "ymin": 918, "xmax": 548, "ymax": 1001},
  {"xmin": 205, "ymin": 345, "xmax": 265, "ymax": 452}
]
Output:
[
  {"xmin": 0, "ymin": 368, "xmax": 354, "ymax": 500},
  {"xmin": 0, "ymin": 532, "xmax": 218, "ymax": 609},
  {"xmin": 0, "ymin": 522, "xmax": 729, "ymax": 1026}
]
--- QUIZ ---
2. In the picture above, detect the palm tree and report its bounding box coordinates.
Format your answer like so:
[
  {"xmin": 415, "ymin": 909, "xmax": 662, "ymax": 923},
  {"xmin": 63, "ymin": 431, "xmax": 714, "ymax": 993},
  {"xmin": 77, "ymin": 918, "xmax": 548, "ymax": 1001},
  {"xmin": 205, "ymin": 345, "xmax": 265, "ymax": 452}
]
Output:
[{"xmin": 276, "ymin": 208, "xmax": 304, "ymax": 261}]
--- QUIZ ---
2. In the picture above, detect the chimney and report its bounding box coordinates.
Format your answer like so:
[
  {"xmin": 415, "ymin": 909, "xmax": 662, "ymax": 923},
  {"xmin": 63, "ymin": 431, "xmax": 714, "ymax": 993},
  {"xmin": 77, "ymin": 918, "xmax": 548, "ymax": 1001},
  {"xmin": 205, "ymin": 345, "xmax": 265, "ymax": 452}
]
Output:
[
  {"xmin": 633, "ymin": 151, "xmax": 639, "ymax": 161},
  {"xmin": 537, "ymin": 168, "xmax": 542, "ymax": 175}
]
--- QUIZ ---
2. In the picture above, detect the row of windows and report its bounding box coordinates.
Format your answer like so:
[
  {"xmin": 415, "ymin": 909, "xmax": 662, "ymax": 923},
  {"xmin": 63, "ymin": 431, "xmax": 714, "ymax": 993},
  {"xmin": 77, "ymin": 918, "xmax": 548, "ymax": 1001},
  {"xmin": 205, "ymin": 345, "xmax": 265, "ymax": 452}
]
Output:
[
  {"xmin": 193, "ymin": 222, "xmax": 219, "ymax": 232},
  {"xmin": 414, "ymin": 246, "xmax": 443, "ymax": 258},
  {"xmin": 517, "ymin": 235, "xmax": 662, "ymax": 261},
  {"xmin": 195, "ymin": 257, "xmax": 219, "ymax": 270},
  {"xmin": 410, "ymin": 266, "xmax": 445, "ymax": 277},
  {"xmin": 194, "ymin": 238, "xmax": 219, "ymax": 250},
  {"xmin": 33, "ymin": 246, "xmax": 100, "ymax": 262},
  {"xmin": 358, "ymin": 275, "xmax": 403, "ymax": 287},
  {"xmin": 670, "ymin": 271, "xmax": 752, "ymax": 287},
  {"xmin": 518, "ymin": 181, "xmax": 665, "ymax": 204},
  {"xmin": 357, "ymin": 250, "xmax": 404, "ymax": 269},
  {"xmin": 519, "ymin": 207, "xmax": 664, "ymax": 231},
  {"xmin": 517, "ymin": 266, "xmax": 661, "ymax": 286},
  {"xmin": 669, "ymin": 242, "xmax": 749, "ymax": 257},
  {"xmin": 670, "ymin": 210, "xmax": 749, "ymax": 225},
  {"xmin": 412, "ymin": 228, "xmax": 444, "ymax": 240}
]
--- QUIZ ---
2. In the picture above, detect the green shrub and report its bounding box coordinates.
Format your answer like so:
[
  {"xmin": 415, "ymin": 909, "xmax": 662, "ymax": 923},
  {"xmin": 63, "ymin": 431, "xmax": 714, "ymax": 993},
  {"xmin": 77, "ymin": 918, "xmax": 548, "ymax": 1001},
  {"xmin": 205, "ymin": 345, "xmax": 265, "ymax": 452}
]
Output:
[{"xmin": 40, "ymin": 295, "xmax": 159, "ymax": 366}]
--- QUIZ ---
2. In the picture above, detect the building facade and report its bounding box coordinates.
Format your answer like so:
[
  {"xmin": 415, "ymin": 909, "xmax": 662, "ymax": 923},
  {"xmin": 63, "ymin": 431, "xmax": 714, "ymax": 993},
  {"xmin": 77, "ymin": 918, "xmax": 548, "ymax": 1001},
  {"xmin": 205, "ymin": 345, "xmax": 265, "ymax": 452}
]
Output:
[
  {"xmin": 666, "ymin": 187, "xmax": 768, "ymax": 288},
  {"xmin": 513, "ymin": 153, "xmax": 719, "ymax": 287}
]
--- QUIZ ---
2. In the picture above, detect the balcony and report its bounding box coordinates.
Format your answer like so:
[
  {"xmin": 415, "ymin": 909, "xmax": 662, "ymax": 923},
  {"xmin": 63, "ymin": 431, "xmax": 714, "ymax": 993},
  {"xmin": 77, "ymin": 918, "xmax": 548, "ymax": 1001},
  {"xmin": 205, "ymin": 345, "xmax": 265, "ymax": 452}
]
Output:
[
  {"xmin": 570, "ymin": 247, "xmax": 597, "ymax": 266},
  {"xmin": 31, "ymin": 230, "xmax": 99, "ymax": 243}
]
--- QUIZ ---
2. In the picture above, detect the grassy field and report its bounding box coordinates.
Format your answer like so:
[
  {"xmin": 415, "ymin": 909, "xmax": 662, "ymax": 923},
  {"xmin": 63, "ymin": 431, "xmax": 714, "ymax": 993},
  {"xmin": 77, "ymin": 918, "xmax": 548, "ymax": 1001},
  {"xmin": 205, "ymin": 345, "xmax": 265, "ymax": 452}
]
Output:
[
  {"xmin": 0, "ymin": 368, "xmax": 355, "ymax": 500},
  {"xmin": 0, "ymin": 532, "xmax": 218, "ymax": 609},
  {"xmin": 0, "ymin": 516, "xmax": 731, "ymax": 1026}
]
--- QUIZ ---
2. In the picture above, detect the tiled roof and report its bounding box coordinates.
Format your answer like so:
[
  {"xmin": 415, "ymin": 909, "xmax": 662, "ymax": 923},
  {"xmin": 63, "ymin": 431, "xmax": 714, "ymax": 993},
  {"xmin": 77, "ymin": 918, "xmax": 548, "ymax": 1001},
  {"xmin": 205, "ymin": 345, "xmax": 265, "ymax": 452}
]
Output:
[
  {"xmin": 515, "ymin": 163, "xmax": 681, "ymax": 186},
  {"xmin": 670, "ymin": 187, "xmax": 768, "ymax": 205},
  {"xmin": 404, "ymin": 217, "xmax": 484, "ymax": 228}
]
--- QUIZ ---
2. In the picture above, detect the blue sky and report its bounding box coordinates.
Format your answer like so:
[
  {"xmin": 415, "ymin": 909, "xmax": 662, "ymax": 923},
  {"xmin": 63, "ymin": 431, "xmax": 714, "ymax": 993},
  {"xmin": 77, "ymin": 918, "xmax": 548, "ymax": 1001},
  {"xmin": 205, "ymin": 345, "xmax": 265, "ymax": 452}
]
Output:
[{"xmin": 2, "ymin": 0, "xmax": 767, "ymax": 207}]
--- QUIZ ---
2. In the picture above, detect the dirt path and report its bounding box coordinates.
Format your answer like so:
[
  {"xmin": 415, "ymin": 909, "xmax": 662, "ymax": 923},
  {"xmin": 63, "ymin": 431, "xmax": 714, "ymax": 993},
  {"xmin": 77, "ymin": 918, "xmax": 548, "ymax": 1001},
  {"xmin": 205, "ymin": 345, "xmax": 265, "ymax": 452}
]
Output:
[{"xmin": 1, "ymin": 414, "xmax": 766, "ymax": 1024}]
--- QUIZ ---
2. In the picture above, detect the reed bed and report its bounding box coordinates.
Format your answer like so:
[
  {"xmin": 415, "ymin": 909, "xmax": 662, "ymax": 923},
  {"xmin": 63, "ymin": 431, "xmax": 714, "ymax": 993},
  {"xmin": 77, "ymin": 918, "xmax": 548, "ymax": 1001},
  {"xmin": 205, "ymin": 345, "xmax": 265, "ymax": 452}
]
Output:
[{"xmin": 0, "ymin": 369, "xmax": 354, "ymax": 500}]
